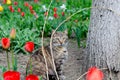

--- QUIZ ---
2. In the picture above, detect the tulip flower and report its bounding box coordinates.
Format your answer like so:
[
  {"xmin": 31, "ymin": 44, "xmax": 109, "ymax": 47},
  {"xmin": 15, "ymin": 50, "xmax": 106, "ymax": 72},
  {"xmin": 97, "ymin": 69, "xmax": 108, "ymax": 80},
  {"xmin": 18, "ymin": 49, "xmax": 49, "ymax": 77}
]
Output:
[
  {"xmin": 34, "ymin": 0, "xmax": 38, "ymax": 3},
  {"xmin": 10, "ymin": 28, "xmax": 16, "ymax": 39},
  {"xmin": 11, "ymin": 9, "xmax": 14, "ymax": 12},
  {"xmin": 30, "ymin": 10, "xmax": 35, "ymax": 14},
  {"xmin": 17, "ymin": 8, "xmax": 21, "ymax": 13},
  {"xmin": 29, "ymin": 5, "xmax": 33, "ymax": 10},
  {"xmin": 53, "ymin": 7, "xmax": 57, "ymax": 12},
  {"xmin": 1, "ymin": 38, "xmax": 11, "ymax": 70},
  {"xmin": 54, "ymin": 13, "xmax": 58, "ymax": 18},
  {"xmin": 1, "ymin": 38, "xmax": 10, "ymax": 49},
  {"xmin": 10, "ymin": 28, "xmax": 17, "ymax": 70},
  {"xmin": 21, "ymin": 12, "xmax": 25, "ymax": 17},
  {"xmin": 86, "ymin": 67, "xmax": 104, "ymax": 80},
  {"xmin": 8, "ymin": 5, "xmax": 13, "ymax": 11},
  {"xmin": 3, "ymin": 71, "xmax": 20, "ymax": 80},
  {"xmin": 14, "ymin": 1, "xmax": 18, "ymax": 5},
  {"xmin": 0, "ymin": 5, "xmax": 3, "ymax": 12},
  {"xmin": 25, "ymin": 41, "xmax": 34, "ymax": 74},
  {"xmin": 3, "ymin": 0, "xmax": 7, "ymax": 4},
  {"xmin": 62, "ymin": 12, "xmax": 64, "ymax": 16},
  {"xmin": 24, "ymin": 2, "xmax": 29, "ymax": 7},
  {"xmin": 6, "ymin": 0, "xmax": 11, "ymax": 5},
  {"xmin": 26, "ymin": 74, "xmax": 39, "ymax": 80},
  {"xmin": 25, "ymin": 41, "xmax": 34, "ymax": 53},
  {"xmin": 8, "ymin": 5, "xmax": 14, "ymax": 12}
]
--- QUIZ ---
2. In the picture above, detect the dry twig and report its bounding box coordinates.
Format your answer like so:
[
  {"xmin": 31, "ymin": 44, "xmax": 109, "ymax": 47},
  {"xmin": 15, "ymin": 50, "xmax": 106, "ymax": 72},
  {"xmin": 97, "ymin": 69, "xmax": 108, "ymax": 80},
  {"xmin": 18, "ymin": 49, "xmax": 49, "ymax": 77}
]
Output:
[
  {"xmin": 41, "ymin": 0, "xmax": 53, "ymax": 80},
  {"xmin": 49, "ymin": 7, "xmax": 91, "ymax": 80}
]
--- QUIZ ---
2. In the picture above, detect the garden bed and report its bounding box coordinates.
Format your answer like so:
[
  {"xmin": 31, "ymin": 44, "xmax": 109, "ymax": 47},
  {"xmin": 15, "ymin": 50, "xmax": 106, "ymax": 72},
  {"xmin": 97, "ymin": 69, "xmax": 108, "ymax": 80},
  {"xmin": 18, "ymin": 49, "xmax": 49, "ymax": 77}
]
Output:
[{"xmin": 0, "ymin": 39, "xmax": 85, "ymax": 80}]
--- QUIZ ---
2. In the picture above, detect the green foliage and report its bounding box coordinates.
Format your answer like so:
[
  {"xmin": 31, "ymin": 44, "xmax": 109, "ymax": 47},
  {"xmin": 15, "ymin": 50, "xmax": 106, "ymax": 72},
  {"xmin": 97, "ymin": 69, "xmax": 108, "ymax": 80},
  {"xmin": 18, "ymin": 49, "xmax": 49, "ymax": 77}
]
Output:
[
  {"xmin": 13, "ymin": 55, "xmax": 18, "ymax": 71},
  {"xmin": 0, "ymin": 66, "xmax": 7, "ymax": 79},
  {"xmin": 0, "ymin": 0, "xmax": 92, "ymax": 53},
  {"xmin": 0, "ymin": 66, "xmax": 7, "ymax": 73},
  {"xmin": 39, "ymin": 76, "xmax": 43, "ymax": 80}
]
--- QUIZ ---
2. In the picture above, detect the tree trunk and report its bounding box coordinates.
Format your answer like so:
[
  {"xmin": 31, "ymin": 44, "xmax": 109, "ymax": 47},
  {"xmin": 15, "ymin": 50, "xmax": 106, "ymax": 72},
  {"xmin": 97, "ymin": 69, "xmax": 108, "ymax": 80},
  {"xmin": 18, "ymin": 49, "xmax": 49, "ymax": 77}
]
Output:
[{"xmin": 83, "ymin": 0, "xmax": 120, "ymax": 80}]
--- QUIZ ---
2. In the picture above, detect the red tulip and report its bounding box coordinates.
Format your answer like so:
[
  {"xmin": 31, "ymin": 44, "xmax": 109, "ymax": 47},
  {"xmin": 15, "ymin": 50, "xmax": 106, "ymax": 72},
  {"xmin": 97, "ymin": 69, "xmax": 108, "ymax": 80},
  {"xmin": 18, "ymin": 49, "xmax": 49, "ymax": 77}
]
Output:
[
  {"xmin": 3, "ymin": 0, "xmax": 6, "ymax": 3},
  {"xmin": 11, "ymin": 9, "xmax": 14, "ymax": 12},
  {"xmin": 30, "ymin": 10, "xmax": 35, "ymax": 14},
  {"xmin": 1, "ymin": 38, "xmax": 10, "ymax": 49},
  {"xmin": 62, "ymin": 12, "xmax": 64, "ymax": 16},
  {"xmin": 54, "ymin": 13, "xmax": 58, "ymax": 18},
  {"xmin": 14, "ymin": 1, "xmax": 18, "ymax": 5},
  {"xmin": 29, "ymin": 5, "xmax": 33, "ymax": 10},
  {"xmin": 53, "ymin": 7, "xmax": 57, "ymax": 12},
  {"xmin": 8, "ymin": 6, "xmax": 14, "ymax": 12},
  {"xmin": 8, "ymin": 6, "xmax": 13, "ymax": 11},
  {"xmin": 24, "ymin": 2, "xmax": 29, "ymax": 7},
  {"xmin": 21, "ymin": 12, "xmax": 25, "ymax": 17},
  {"xmin": 25, "ymin": 41, "xmax": 34, "ymax": 53},
  {"xmin": 86, "ymin": 67, "xmax": 104, "ymax": 80},
  {"xmin": 26, "ymin": 74, "xmax": 39, "ymax": 80},
  {"xmin": 10, "ymin": 28, "xmax": 16, "ymax": 39},
  {"xmin": 3, "ymin": 71, "xmax": 20, "ymax": 80},
  {"xmin": 34, "ymin": 0, "xmax": 38, "ymax": 3},
  {"xmin": 17, "ymin": 8, "xmax": 21, "ymax": 13}
]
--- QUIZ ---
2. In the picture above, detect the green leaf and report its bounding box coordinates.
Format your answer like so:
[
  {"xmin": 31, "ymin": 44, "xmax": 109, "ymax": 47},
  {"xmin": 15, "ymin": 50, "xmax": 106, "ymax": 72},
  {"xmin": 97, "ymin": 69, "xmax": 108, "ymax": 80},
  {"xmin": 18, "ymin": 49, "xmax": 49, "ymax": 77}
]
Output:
[
  {"xmin": 0, "ymin": 66, "xmax": 7, "ymax": 73},
  {"xmin": 13, "ymin": 56, "xmax": 18, "ymax": 71}
]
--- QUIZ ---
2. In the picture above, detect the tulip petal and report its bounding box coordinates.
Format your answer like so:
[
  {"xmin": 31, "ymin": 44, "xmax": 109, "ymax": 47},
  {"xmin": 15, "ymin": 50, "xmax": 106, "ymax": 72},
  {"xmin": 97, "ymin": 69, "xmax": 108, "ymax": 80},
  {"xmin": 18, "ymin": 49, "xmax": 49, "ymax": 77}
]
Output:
[{"xmin": 86, "ymin": 67, "xmax": 104, "ymax": 80}]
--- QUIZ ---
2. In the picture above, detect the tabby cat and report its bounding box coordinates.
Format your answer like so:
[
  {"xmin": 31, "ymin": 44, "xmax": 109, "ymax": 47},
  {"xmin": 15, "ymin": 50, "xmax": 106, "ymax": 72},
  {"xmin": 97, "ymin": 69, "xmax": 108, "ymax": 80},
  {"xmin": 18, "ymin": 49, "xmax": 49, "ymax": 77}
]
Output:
[{"xmin": 26, "ymin": 30, "xmax": 68, "ymax": 80}]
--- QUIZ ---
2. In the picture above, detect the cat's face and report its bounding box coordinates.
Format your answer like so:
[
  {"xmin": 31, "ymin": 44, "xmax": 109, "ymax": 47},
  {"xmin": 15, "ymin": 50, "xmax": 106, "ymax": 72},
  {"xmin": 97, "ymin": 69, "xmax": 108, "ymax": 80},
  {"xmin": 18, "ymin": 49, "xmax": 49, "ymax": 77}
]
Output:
[
  {"xmin": 52, "ymin": 30, "xmax": 68, "ymax": 60},
  {"xmin": 52, "ymin": 30, "xmax": 68, "ymax": 47}
]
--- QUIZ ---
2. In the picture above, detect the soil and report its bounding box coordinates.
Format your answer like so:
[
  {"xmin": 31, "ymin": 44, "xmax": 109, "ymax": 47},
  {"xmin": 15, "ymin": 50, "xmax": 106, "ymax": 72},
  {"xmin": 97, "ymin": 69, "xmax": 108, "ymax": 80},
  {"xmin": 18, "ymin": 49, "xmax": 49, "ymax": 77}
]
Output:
[{"xmin": 0, "ymin": 39, "xmax": 85, "ymax": 80}]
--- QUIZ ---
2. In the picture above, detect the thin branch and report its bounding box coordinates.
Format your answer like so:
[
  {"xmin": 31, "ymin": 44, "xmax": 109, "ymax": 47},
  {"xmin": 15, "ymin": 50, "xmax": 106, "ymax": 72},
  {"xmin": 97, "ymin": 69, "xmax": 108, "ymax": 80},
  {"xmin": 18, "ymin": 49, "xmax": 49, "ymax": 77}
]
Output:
[
  {"xmin": 76, "ymin": 72, "xmax": 88, "ymax": 80},
  {"xmin": 41, "ymin": 0, "xmax": 53, "ymax": 80},
  {"xmin": 50, "ymin": 7, "xmax": 91, "ymax": 80}
]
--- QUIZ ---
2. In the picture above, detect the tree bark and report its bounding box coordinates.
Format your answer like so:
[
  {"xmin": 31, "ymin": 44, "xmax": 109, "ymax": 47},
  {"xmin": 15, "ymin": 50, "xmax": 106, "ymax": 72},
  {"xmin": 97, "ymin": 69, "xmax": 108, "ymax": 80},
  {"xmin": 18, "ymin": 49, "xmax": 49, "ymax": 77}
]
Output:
[{"xmin": 83, "ymin": 0, "xmax": 120, "ymax": 80}]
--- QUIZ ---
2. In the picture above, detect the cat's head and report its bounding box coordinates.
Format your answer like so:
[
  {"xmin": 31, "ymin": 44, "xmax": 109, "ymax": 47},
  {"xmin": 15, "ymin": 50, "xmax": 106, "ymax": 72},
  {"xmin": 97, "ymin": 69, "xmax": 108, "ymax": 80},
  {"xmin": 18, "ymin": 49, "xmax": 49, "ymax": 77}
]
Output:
[
  {"xmin": 52, "ymin": 30, "xmax": 68, "ymax": 46},
  {"xmin": 52, "ymin": 30, "xmax": 68, "ymax": 60}
]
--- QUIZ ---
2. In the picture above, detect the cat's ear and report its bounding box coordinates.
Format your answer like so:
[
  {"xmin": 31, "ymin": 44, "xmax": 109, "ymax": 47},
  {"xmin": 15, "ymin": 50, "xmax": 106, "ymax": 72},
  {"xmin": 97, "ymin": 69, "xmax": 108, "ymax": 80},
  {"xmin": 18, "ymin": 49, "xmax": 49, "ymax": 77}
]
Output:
[{"xmin": 64, "ymin": 29, "xmax": 68, "ymax": 34}]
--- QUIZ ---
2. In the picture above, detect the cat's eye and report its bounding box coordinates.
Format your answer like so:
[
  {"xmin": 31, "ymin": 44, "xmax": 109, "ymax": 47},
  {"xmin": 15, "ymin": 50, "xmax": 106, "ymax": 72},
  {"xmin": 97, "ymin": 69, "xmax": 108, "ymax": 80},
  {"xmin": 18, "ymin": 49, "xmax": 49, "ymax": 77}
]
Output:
[
  {"xmin": 63, "ymin": 37, "xmax": 67, "ymax": 41},
  {"xmin": 63, "ymin": 38, "xmax": 66, "ymax": 40},
  {"xmin": 56, "ymin": 38, "xmax": 60, "ymax": 41}
]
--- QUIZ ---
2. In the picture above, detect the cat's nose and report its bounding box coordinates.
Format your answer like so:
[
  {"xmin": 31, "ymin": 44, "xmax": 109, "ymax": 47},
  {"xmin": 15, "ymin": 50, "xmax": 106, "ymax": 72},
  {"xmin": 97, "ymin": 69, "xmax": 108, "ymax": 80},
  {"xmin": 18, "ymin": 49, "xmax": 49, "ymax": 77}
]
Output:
[{"xmin": 61, "ymin": 47, "xmax": 68, "ymax": 53}]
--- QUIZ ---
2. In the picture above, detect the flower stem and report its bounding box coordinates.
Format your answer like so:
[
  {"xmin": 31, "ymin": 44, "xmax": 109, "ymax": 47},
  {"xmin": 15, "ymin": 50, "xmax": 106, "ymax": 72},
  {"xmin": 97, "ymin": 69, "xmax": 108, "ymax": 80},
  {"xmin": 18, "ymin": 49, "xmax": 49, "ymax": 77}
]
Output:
[
  {"xmin": 30, "ymin": 56, "xmax": 32, "ymax": 74},
  {"xmin": 6, "ymin": 50, "xmax": 10, "ymax": 70},
  {"xmin": 11, "ymin": 50, "xmax": 14, "ymax": 70},
  {"xmin": 10, "ymin": 40, "xmax": 15, "ymax": 70}
]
